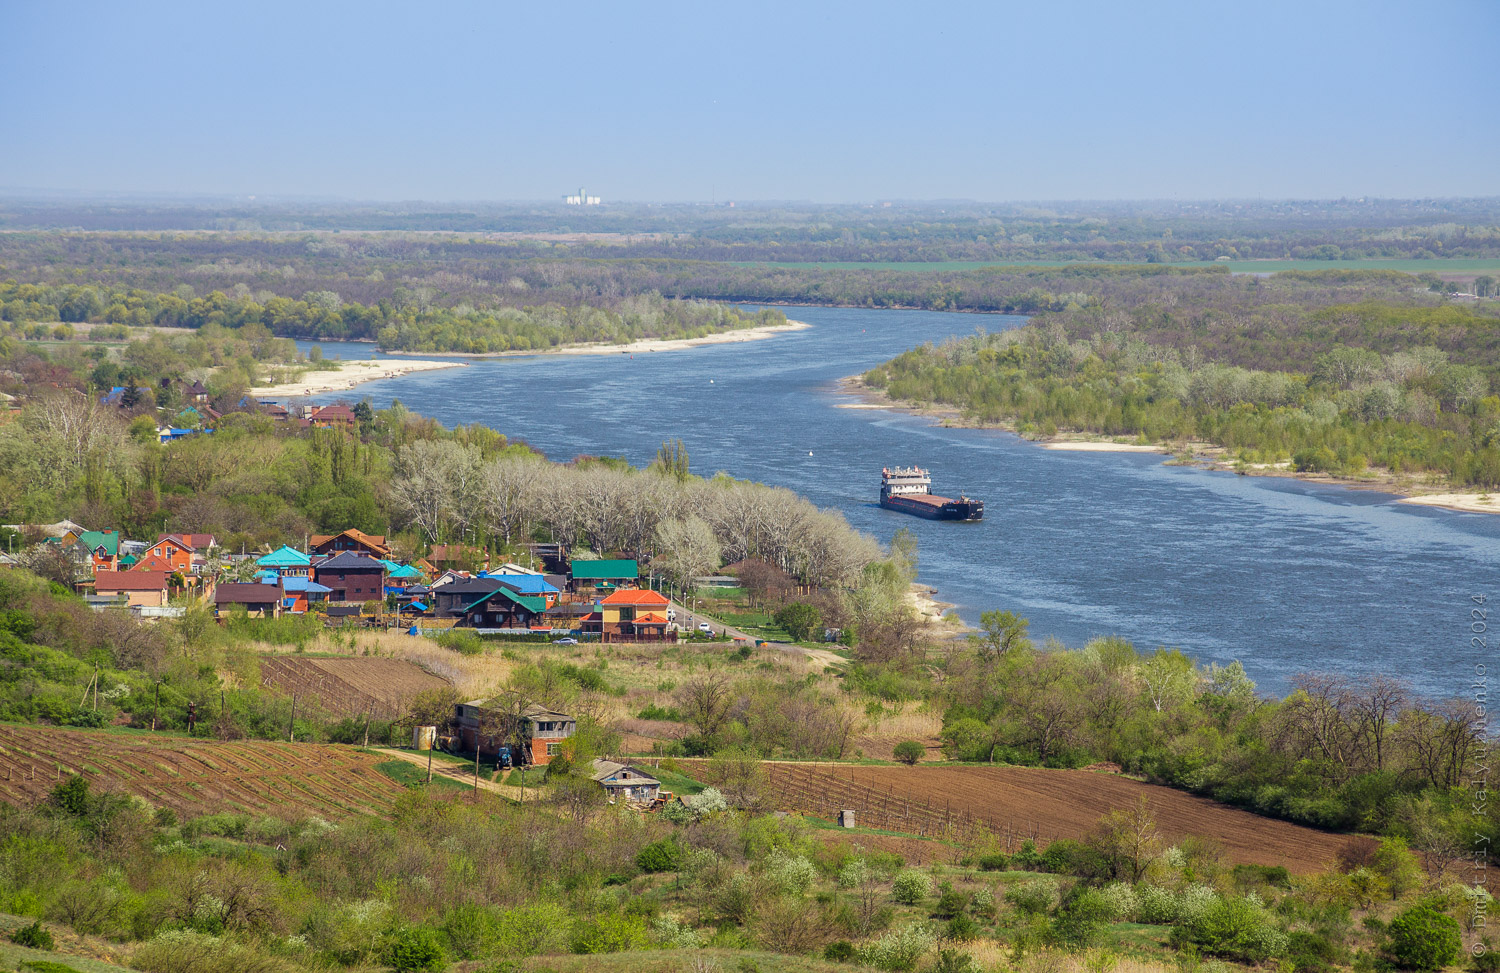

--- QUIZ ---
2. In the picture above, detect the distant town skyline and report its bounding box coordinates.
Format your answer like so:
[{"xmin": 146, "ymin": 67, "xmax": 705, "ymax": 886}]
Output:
[{"xmin": 2, "ymin": 0, "xmax": 1496, "ymax": 203}]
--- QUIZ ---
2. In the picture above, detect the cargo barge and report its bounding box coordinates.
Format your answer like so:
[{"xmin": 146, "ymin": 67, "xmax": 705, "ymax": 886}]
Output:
[{"xmin": 879, "ymin": 466, "xmax": 983, "ymax": 521}]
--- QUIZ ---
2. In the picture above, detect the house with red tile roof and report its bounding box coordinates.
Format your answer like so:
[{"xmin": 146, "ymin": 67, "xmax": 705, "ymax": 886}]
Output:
[
  {"xmin": 580, "ymin": 588, "xmax": 674, "ymax": 642},
  {"xmin": 94, "ymin": 570, "xmax": 172, "ymax": 608},
  {"xmin": 309, "ymin": 404, "xmax": 356, "ymax": 429},
  {"xmin": 310, "ymin": 529, "xmax": 391, "ymax": 559}
]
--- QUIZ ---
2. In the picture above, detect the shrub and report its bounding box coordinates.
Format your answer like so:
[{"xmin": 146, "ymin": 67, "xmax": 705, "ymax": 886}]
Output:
[
  {"xmin": 1232, "ymin": 863, "xmax": 1292, "ymax": 890},
  {"xmin": 441, "ymin": 902, "xmax": 498, "ymax": 960},
  {"xmin": 857, "ymin": 922, "xmax": 937, "ymax": 971},
  {"xmin": 1095, "ymin": 882, "xmax": 1139, "ymax": 922},
  {"xmin": 1137, "ymin": 884, "xmax": 1179, "ymax": 923},
  {"xmin": 970, "ymin": 887, "xmax": 997, "ymax": 919},
  {"xmin": 946, "ymin": 914, "xmax": 982, "ymax": 942},
  {"xmin": 893, "ymin": 740, "xmax": 925, "ymax": 765},
  {"xmin": 1384, "ymin": 905, "xmax": 1461, "ymax": 971},
  {"xmin": 11, "ymin": 919, "xmax": 55, "ymax": 950},
  {"xmin": 132, "ymin": 929, "xmax": 294, "ymax": 973},
  {"xmin": 382, "ymin": 927, "xmax": 446, "ymax": 972},
  {"xmin": 825, "ymin": 940, "xmax": 856, "ymax": 961},
  {"xmin": 774, "ymin": 602, "xmax": 822, "ymax": 641},
  {"xmin": 978, "ymin": 852, "xmax": 1010, "ymax": 871},
  {"xmin": 932, "ymin": 948, "xmax": 983, "ymax": 973},
  {"xmin": 569, "ymin": 913, "xmax": 649, "ymax": 954},
  {"xmin": 1052, "ymin": 888, "xmax": 1115, "ymax": 947},
  {"xmin": 1006, "ymin": 879, "xmax": 1056, "ymax": 916},
  {"xmin": 933, "ymin": 883, "xmax": 970, "ymax": 918},
  {"xmin": 1473, "ymin": 941, "xmax": 1500, "ymax": 973},
  {"xmin": 1012, "ymin": 839, "xmax": 1044, "ymax": 870},
  {"xmin": 1285, "ymin": 930, "xmax": 1343, "ymax": 973},
  {"xmin": 892, "ymin": 869, "xmax": 934, "ymax": 905},
  {"xmin": 1171, "ymin": 895, "xmax": 1288, "ymax": 963},
  {"xmin": 764, "ymin": 848, "xmax": 816, "ymax": 896},
  {"xmin": 635, "ymin": 838, "xmax": 682, "ymax": 873}
]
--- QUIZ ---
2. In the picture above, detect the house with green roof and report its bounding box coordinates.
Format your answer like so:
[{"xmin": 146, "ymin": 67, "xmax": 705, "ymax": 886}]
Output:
[
  {"xmin": 257, "ymin": 545, "xmax": 312, "ymax": 577},
  {"xmin": 75, "ymin": 530, "xmax": 121, "ymax": 572},
  {"xmin": 568, "ymin": 558, "xmax": 639, "ymax": 593}
]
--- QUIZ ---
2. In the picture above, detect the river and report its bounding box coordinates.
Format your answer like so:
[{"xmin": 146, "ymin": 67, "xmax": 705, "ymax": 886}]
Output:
[{"xmin": 299, "ymin": 306, "xmax": 1500, "ymax": 699}]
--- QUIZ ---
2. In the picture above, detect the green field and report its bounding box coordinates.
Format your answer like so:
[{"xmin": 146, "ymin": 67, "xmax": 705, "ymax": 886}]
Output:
[{"xmin": 736, "ymin": 258, "xmax": 1500, "ymax": 274}]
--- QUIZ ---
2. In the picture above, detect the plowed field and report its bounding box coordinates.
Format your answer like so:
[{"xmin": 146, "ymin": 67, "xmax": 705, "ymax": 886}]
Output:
[
  {"xmin": 258, "ymin": 656, "xmax": 449, "ymax": 718},
  {"xmin": 0, "ymin": 724, "xmax": 406, "ymax": 820},
  {"xmin": 743, "ymin": 763, "xmax": 1352, "ymax": 873}
]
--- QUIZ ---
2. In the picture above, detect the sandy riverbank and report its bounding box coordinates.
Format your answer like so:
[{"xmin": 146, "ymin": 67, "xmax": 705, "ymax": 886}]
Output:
[
  {"xmin": 906, "ymin": 583, "xmax": 970, "ymax": 635},
  {"xmin": 1041, "ymin": 441, "xmax": 1166, "ymax": 453},
  {"xmin": 249, "ymin": 359, "xmax": 467, "ymax": 397},
  {"xmin": 1397, "ymin": 493, "xmax": 1500, "ymax": 515},
  {"xmin": 391, "ymin": 321, "xmax": 811, "ymax": 359}
]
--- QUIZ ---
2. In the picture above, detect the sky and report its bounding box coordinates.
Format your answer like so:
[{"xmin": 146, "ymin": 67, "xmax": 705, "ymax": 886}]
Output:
[{"xmin": 2, "ymin": 0, "xmax": 1497, "ymax": 203}]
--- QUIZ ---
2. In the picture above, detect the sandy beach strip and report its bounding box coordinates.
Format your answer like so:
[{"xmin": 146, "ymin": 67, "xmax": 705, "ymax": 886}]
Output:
[
  {"xmin": 249, "ymin": 359, "xmax": 467, "ymax": 397},
  {"xmin": 1041, "ymin": 441, "xmax": 1166, "ymax": 453},
  {"xmin": 1396, "ymin": 493, "xmax": 1500, "ymax": 515},
  {"xmin": 390, "ymin": 321, "xmax": 812, "ymax": 359}
]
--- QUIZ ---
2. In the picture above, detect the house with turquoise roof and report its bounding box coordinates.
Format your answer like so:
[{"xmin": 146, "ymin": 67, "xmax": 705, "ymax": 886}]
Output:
[{"xmin": 256, "ymin": 545, "xmax": 312, "ymax": 578}]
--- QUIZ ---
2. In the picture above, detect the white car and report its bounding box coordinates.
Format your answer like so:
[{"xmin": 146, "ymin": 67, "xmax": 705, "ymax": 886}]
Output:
[
  {"xmin": 666, "ymin": 609, "xmax": 676, "ymax": 621},
  {"xmin": 697, "ymin": 623, "xmax": 714, "ymax": 635}
]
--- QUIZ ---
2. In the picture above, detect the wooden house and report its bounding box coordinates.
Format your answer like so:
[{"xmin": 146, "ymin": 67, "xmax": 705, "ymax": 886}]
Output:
[
  {"xmin": 591, "ymin": 759, "xmax": 661, "ymax": 804},
  {"xmin": 310, "ymin": 529, "xmax": 391, "ymax": 559}
]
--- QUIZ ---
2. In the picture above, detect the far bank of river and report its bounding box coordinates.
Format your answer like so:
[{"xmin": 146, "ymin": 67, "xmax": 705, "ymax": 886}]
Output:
[
  {"xmin": 836, "ymin": 375, "xmax": 1500, "ymax": 517},
  {"xmin": 301, "ymin": 305, "xmax": 1500, "ymax": 698}
]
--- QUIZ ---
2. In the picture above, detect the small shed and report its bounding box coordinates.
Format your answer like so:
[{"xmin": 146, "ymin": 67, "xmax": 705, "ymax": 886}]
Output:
[{"xmin": 590, "ymin": 759, "xmax": 661, "ymax": 804}]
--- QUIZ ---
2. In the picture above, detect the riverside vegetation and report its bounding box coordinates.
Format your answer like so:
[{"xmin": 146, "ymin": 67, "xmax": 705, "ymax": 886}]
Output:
[{"xmin": 860, "ymin": 270, "xmax": 1500, "ymax": 487}]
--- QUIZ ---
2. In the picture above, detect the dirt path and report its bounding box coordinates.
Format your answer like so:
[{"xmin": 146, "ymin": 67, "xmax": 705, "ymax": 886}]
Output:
[
  {"xmin": 371, "ymin": 747, "xmax": 529, "ymax": 801},
  {"xmin": 668, "ymin": 598, "xmax": 845, "ymax": 669}
]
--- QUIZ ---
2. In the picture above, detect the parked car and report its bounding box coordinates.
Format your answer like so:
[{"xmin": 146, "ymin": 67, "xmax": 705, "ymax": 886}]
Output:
[
  {"xmin": 666, "ymin": 609, "xmax": 676, "ymax": 621},
  {"xmin": 697, "ymin": 623, "xmax": 714, "ymax": 635},
  {"xmin": 553, "ymin": 637, "xmax": 578, "ymax": 644}
]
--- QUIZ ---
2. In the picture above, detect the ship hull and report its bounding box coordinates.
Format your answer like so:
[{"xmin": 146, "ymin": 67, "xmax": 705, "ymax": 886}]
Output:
[{"xmin": 879, "ymin": 495, "xmax": 984, "ymax": 521}]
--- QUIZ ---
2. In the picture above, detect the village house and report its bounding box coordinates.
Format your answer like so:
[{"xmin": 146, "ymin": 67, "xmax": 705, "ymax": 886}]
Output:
[
  {"xmin": 214, "ymin": 582, "xmax": 283, "ymax": 618},
  {"xmin": 485, "ymin": 571, "xmax": 561, "ymax": 607},
  {"xmin": 432, "ymin": 576, "xmax": 547, "ymax": 629},
  {"xmin": 73, "ymin": 530, "xmax": 121, "ymax": 573},
  {"xmin": 93, "ymin": 570, "xmax": 172, "ymax": 609},
  {"xmin": 136, "ymin": 534, "xmax": 200, "ymax": 574},
  {"xmin": 452, "ymin": 701, "xmax": 575, "ymax": 765},
  {"xmin": 256, "ymin": 545, "xmax": 312, "ymax": 578},
  {"xmin": 427, "ymin": 544, "xmax": 486, "ymax": 571},
  {"xmin": 590, "ymin": 759, "xmax": 661, "ymax": 804},
  {"xmin": 568, "ymin": 558, "xmax": 640, "ymax": 595},
  {"xmin": 310, "ymin": 528, "xmax": 391, "ymax": 559},
  {"xmin": 580, "ymin": 588, "xmax": 674, "ymax": 642},
  {"xmin": 313, "ymin": 551, "xmax": 386, "ymax": 603},
  {"xmin": 279, "ymin": 576, "xmax": 331, "ymax": 613}
]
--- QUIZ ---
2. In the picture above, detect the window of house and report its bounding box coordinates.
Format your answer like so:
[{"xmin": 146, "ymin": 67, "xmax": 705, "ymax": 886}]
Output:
[{"xmin": 546, "ymin": 742, "xmax": 561, "ymax": 755}]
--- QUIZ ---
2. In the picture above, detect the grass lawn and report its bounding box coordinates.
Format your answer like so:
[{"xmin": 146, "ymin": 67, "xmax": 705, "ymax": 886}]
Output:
[
  {"xmin": 649, "ymin": 765, "xmax": 706, "ymax": 796},
  {"xmin": 372, "ymin": 759, "xmax": 472, "ymax": 792}
]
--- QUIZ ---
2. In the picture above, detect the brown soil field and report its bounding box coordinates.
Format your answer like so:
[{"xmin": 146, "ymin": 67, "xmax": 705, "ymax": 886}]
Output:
[
  {"xmin": 700, "ymin": 762, "xmax": 1353, "ymax": 874},
  {"xmin": 258, "ymin": 656, "xmax": 449, "ymax": 718},
  {"xmin": 0, "ymin": 724, "xmax": 406, "ymax": 820}
]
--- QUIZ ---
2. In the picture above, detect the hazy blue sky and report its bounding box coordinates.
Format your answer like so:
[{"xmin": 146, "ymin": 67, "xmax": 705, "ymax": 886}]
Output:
[{"xmin": 2, "ymin": 0, "xmax": 1496, "ymax": 202}]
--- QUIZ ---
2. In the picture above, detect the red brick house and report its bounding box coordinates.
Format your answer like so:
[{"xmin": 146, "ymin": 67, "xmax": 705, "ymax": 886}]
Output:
[
  {"xmin": 452, "ymin": 701, "xmax": 575, "ymax": 766},
  {"xmin": 313, "ymin": 551, "xmax": 386, "ymax": 603},
  {"xmin": 140, "ymin": 535, "xmax": 196, "ymax": 574}
]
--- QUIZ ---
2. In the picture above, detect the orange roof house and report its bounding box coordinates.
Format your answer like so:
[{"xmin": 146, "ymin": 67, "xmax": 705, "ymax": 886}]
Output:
[
  {"xmin": 309, "ymin": 404, "xmax": 356, "ymax": 428},
  {"xmin": 310, "ymin": 529, "xmax": 391, "ymax": 559},
  {"xmin": 581, "ymin": 589, "xmax": 674, "ymax": 642},
  {"xmin": 139, "ymin": 535, "xmax": 195, "ymax": 574}
]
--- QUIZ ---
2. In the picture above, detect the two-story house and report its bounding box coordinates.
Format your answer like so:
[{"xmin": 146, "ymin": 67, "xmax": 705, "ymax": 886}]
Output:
[
  {"xmin": 580, "ymin": 588, "xmax": 673, "ymax": 642},
  {"xmin": 313, "ymin": 551, "xmax": 386, "ymax": 603},
  {"xmin": 452, "ymin": 701, "xmax": 575, "ymax": 765},
  {"xmin": 310, "ymin": 529, "xmax": 391, "ymax": 560}
]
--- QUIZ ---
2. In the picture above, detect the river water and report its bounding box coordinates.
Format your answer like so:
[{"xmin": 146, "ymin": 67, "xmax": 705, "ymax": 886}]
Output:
[{"xmin": 299, "ymin": 307, "xmax": 1500, "ymax": 698}]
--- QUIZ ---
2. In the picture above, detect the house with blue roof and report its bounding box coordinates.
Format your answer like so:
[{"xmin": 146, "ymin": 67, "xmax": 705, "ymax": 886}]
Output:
[
  {"xmin": 484, "ymin": 571, "xmax": 561, "ymax": 607},
  {"xmin": 280, "ymin": 575, "xmax": 332, "ymax": 613}
]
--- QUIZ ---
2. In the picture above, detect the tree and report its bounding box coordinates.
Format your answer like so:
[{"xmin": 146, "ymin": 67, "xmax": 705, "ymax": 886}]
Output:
[
  {"xmin": 1138, "ymin": 648, "xmax": 1195, "ymax": 713},
  {"xmin": 1384, "ymin": 905, "xmax": 1460, "ymax": 970},
  {"xmin": 1087, "ymin": 796, "xmax": 1161, "ymax": 881},
  {"xmin": 774, "ymin": 602, "xmax": 822, "ymax": 641},
  {"xmin": 653, "ymin": 515, "xmax": 721, "ymax": 602},
  {"xmin": 676, "ymin": 674, "xmax": 734, "ymax": 741},
  {"xmin": 654, "ymin": 439, "xmax": 690, "ymax": 480},
  {"xmin": 971, "ymin": 609, "xmax": 1030, "ymax": 660},
  {"xmin": 1369, "ymin": 837, "xmax": 1423, "ymax": 900},
  {"xmin": 893, "ymin": 740, "xmax": 924, "ymax": 765}
]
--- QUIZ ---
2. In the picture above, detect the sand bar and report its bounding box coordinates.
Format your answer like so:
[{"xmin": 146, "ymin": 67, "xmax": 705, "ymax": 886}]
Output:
[
  {"xmin": 394, "ymin": 320, "xmax": 811, "ymax": 359},
  {"xmin": 1397, "ymin": 493, "xmax": 1500, "ymax": 515},
  {"xmin": 249, "ymin": 359, "xmax": 466, "ymax": 397},
  {"xmin": 1041, "ymin": 441, "xmax": 1166, "ymax": 453}
]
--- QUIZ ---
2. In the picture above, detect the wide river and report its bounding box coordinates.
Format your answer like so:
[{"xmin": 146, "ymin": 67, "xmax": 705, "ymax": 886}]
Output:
[{"xmin": 301, "ymin": 306, "xmax": 1500, "ymax": 699}]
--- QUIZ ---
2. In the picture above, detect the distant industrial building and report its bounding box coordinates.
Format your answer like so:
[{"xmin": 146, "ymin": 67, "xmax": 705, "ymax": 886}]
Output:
[{"xmin": 564, "ymin": 187, "xmax": 601, "ymax": 205}]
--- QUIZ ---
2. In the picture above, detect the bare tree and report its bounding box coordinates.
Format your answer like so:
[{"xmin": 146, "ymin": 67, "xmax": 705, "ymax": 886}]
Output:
[{"xmin": 677, "ymin": 674, "xmax": 735, "ymax": 740}]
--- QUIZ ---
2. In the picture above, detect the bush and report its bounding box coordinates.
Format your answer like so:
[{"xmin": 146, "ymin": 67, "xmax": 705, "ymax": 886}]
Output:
[
  {"xmin": 11, "ymin": 919, "xmax": 55, "ymax": 950},
  {"xmin": 857, "ymin": 922, "xmax": 937, "ymax": 971},
  {"xmin": 892, "ymin": 869, "xmax": 934, "ymax": 905},
  {"xmin": 1171, "ymin": 895, "xmax": 1288, "ymax": 963},
  {"xmin": 893, "ymin": 740, "xmax": 925, "ymax": 765},
  {"xmin": 977, "ymin": 852, "xmax": 1010, "ymax": 871},
  {"xmin": 764, "ymin": 848, "xmax": 816, "ymax": 896},
  {"xmin": 1385, "ymin": 905, "xmax": 1461, "ymax": 971},
  {"xmin": 825, "ymin": 940, "xmax": 856, "ymax": 961},
  {"xmin": 1006, "ymin": 879, "xmax": 1056, "ymax": 916},
  {"xmin": 774, "ymin": 602, "xmax": 822, "ymax": 641},
  {"xmin": 932, "ymin": 883, "xmax": 969, "ymax": 918},
  {"xmin": 1137, "ymin": 884, "xmax": 1180, "ymax": 924},
  {"xmin": 1051, "ymin": 888, "xmax": 1115, "ymax": 948},
  {"xmin": 1095, "ymin": 882, "xmax": 1139, "ymax": 922},
  {"xmin": 945, "ymin": 914, "xmax": 982, "ymax": 942},
  {"xmin": 568, "ymin": 913, "xmax": 649, "ymax": 954},
  {"xmin": 132, "ymin": 929, "xmax": 294, "ymax": 973},
  {"xmin": 383, "ymin": 927, "xmax": 446, "ymax": 972},
  {"xmin": 1285, "ymin": 930, "xmax": 1343, "ymax": 973},
  {"xmin": 635, "ymin": 838, "xmax": 682, "ymax": 873}
]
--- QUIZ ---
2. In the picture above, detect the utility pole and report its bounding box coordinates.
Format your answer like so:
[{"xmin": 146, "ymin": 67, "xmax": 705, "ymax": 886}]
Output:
[
  {"xmin": 288, "ymin": 695, "xmax": 297, "ymax": 742},
  {"xmin": 151, "ymin": 682, "xmax": 160, "ymax": 731}
]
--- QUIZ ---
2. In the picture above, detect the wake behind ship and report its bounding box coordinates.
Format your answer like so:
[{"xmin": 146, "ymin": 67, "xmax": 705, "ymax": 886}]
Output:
[{"xmin": 879, "ymin": 466, "xmax": 983, "ymax": 521}]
